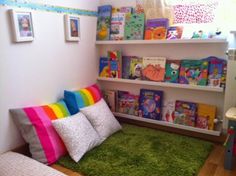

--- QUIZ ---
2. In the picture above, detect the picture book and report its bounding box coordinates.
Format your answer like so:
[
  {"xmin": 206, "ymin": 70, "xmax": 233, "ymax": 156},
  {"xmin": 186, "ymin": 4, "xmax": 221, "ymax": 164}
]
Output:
[
  {"xmin": 174, "ymin": 100, "xmax": 198, "ymax": 127},
  {"xmin": 144, "ymin": 18, "xmax": 169, "ymax": 40},
  {"xmin": 166, "ymin": 26, "xmax": 183, "ymax": 40},
  {"xmin": 162, "ymin": 101, "xmax": 175, "ymax": 123},
  {"xmin": 179, "ymin": 60, "xmax": 209, "ymax": 86},
  {"xmin": 122, "ymin": 56, "xmax": 132, "ymax": 79},
  {"xmin": 139, "ymin": 89, "xmax": 163, "ymax": 120},
  {"xmin": 203, "ymin": 56, "xmax": 227, "ymax": 87},
  {"xmin": 97, "ymin": 5, "xmax": 112, "ymax": 41},
  {"xmin": 165, "ymin": 60, "xmax": 181, "ymax": 83},
  {"xmin": 220, "ymin": 61, "xmax": 227, "ymax": 88},
  {"xmin": 102, "ymin": 90, "xmax": 116, "ymax": 112},
  {"xmin": 99, "ymin": 57, "xmax": 109, "ymax": 78},
  {"xmin": 108, "ymin": 51, "xmax": 122, "ymax": 78},
  {"xmin": 117, "ymin": 91, "xmax": 139, "ymax": 116},
  {"xmin": 110, "ymin": 12, "xmax": 126, "ymax": 40},
  {"xmin": 197, "ymin": 103, "xmax": 216, "ymax": 130},
  {"xmin": 124, "ymin": 13, "xmax": 145, "ymax": 40},
  {"xmin": 129, "ymin": 57, "xmax": 143, "ymax": 80},
  {"xmin": 142, "ymin": 57, "xmax": 166, "ymax": 82},
  {"xmin": 135, "ymin": 0, "xmax": 144, "ymax": 14}
]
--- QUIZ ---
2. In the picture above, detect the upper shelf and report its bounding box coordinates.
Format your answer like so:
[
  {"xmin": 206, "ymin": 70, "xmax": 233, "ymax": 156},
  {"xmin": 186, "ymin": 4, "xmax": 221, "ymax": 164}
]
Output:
[
  {"xmin": 97, "ymin": 77, "xmax": 224, "ymax": 93},
  {"xmin": 95, "ymin": 39, "xmax": 227, "ymax": 45}
]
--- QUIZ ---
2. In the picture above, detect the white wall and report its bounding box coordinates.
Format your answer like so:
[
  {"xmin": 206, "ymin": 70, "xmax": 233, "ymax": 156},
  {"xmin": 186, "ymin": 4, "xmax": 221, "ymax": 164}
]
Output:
[{"xmin": 0, "ymin": 0, "xmax": 99, "ymax": 153}]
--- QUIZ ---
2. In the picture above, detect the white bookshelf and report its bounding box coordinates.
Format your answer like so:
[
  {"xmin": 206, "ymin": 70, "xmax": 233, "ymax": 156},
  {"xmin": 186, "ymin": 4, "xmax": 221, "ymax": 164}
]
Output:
[
  {"xmin": 114, "ymin": 112, "xmax": 221, "ymax": 136},
  {"xmin": 96, "ymin": 39, "xmax": 227, "ymax": 45},
  {"xmin": 98, "ymin": 77, "xmax": 224, "ymax": 93}
]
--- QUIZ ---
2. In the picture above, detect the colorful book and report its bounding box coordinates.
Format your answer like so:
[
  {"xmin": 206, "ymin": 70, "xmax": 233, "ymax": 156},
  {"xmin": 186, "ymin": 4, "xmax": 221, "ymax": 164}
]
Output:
[
  {"xmin": 139, "ymin": 89, "xmax": 163, "ymax": 120},
  {"xmin": 129, "ymin": 57, "xmax": 143, "ymax": 80},
  {"xmin": 96, "ymin": 5, "xmax": 112, "ymax": 41},
  {"xmin": 162, "ymin": 101, "xmax": 175, "ymax": 123},
  {"xmin": 203, "ymin": 56, "xmax": 227, "ymax": 87},
  {"xmin": 117, "ymin": 91, "xmax": 139, "ymax": 116},
  {"xmin": 165, "ymin": 60, "xmax": 181, "ymax": 83},
  {"xmin": 99, "ymin": 57, "xmax": 109, "ymax": 77},
  {"xmin": 102, "ymin": 90, "xmax": 116, "ymax": 112},
  {"xmin": 174, "ymin": 100, "xmax": 198, "ymax": 127},
  {"xmin": 144, "ymin": 18, "xmax": 169, "ymax": 40},
  {"xmin": 166, "ymin": 26, "xmax": 183, "ymax": 40},
  {"xmin": 179, "ymin": 60, "xmax": 209, "ymax": 86},
  {"xmin": 108, "ymin": 51, "xmax": 122, "ymax": 78},
  {"xmin": 122, "ymin": 56, "xmax": 132, "ymax": 79},
  {"xmin": 197, "ymin": 103, "xmax": 216, "ymax": 130},
  {"xmin": 110, "ymin": 12, "xmax": 126, "ymax": 40},
  {"xmin": 142, "ymin": 57, "xmax": 166, "ymax": 82},
  {"xmin": 124, "ymin": 13, "xmax": 145, "ymax": 40}
]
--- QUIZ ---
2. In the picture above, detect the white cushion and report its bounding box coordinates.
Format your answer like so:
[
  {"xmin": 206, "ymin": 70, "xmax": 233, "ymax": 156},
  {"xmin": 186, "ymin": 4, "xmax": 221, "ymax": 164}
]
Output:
[
  {"xmin": 80, "ymin": 99, "xmax": 122, "ymax": 142},
  {"xmin": 52, "ymin": 112, "xmax": 101, "ymax": 162},
  {"xmin": 0, "ymin": 152, "xmax": 66, "ymax": 176}
]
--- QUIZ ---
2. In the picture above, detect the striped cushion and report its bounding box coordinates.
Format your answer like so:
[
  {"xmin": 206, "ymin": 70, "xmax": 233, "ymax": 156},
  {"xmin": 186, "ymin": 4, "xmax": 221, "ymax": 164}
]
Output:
[
  {"xmin": 64, "ymin": 84, "xmax": 102, "ymax": 115},
  {"xmin": 10, "ymin": 100, "xmax": 70, "ymax": 165}
]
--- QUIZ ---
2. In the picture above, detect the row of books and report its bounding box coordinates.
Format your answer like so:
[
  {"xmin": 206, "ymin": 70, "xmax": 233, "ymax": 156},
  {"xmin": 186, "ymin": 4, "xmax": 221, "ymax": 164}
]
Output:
[
  {"xmin": 96, "ymin": 5, "xmax": 183, "ymax": 41},
  {"xmin": 103, "ymin": 89, "xmax": 217, "ymax": 130},
  {"xmin": 99, "ymin": 51, "xmax": 227, "ymax": 88}
]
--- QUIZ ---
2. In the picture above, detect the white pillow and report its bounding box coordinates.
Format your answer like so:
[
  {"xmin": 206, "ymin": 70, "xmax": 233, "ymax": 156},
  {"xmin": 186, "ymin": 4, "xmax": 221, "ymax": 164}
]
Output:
[
  {"xmin": 0, "ymin": 152, "xmax": 66, "ymax": 176},
  {"xmin": 52, "ymin": 112, "xmax": 101, "ymax": 162},
  {"xmin": 80, "ymin": 99, "xmax": 122, "ymax": 142}
]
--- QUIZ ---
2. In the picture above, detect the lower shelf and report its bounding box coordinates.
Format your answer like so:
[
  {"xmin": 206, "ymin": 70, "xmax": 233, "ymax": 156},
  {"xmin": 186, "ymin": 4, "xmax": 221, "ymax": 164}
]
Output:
[{"xmin": 113, "ymin": 112, "xmax": 221, "ymax": 136}]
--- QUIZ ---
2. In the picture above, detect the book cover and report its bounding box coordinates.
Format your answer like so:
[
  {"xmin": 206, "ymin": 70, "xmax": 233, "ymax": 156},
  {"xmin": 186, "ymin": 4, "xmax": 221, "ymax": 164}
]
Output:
[
  {"xmin": 102, "ymin": 90, "xmax": 116, "ymax": 112},
  {"xmin": 99, "ymin": 57, "xmax": 109, "ymax": 78},
  {"xmin": 122, "ymin": 56, "xmax": 132, "ymax": 79},
  {"xmin": 162, "ymin": 101, "xmax": 175, "ymax": 123},
  {"xmin": 108, "ymin": 51, "xmax": 122, "ymax": 78},
  {"xmin": 129, "ymin": 57, "xmax": 143, "ymax": 80},
  {"xmin": 110, "ymin": 12, "xmax": 126, "ymax": 40},
  {"xmin": 174, "ymin": 100, "xmax": 198, "ymax": 127},
  {"xmin": 139, "ymin": 89, "xmax": 163, "ymax": 120},
  {"xmin": 203, "ymin": 56, "xmax": 227, "ymax": 87},
  {"xmin": 179, "ymin": 60, "xmax": 209, "ymax": 86},
  {"xmin": 166, "ymin": 26, "xmax": 183, "ymax": 40},
  {"xmin": 165, "ymin": 60, "xmax": 181, "ymax": 83},
  {"xmin": 144, "ymin": 18, "xmax": 169, "ymax": 40},
  {"xmin": 96, "ymin": 5, "xmax": 112, "ymax": 41},
  {"xmin": 142, "ymin": 57, "xmax": 166, "ymax": 82},
  {"xmin": 197, "ymin": 103, "xmax": 216, "ymax": 130},
  {"xmin": 117, "ymin": 91, "xmax": 139, "ymax": 116},
  {"xmin": 124, "ymin": 13, "xmax": 145, "ymax": 40}
]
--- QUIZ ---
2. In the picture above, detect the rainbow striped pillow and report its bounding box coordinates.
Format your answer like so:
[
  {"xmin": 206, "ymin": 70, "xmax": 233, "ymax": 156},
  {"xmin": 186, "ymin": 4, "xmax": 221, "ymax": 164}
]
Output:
[
  {"xmin": 10, "ymin": 100, "xmax": 70, "ymax": 165},
  {"xmin": 64, "ymin": 84, "xmax": 102, "ymax": 115}
]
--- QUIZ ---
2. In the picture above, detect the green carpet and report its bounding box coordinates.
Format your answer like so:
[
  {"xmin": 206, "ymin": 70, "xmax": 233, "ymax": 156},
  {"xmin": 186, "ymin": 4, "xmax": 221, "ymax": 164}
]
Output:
[{"xmin": 58, "ymin": 124, "xmax": 213, "ymax": 176}]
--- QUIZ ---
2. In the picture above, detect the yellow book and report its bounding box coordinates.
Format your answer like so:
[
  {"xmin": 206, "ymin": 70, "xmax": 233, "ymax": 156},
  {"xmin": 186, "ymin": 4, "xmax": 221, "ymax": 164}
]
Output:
[{"xmin": 197, "ymin": 103, "xmax": 217, "ymax": 130}]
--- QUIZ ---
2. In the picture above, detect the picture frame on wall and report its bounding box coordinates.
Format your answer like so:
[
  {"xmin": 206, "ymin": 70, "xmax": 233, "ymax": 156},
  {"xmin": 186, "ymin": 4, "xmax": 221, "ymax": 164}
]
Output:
[
  {"xmin": 64, "ymin": 15, "xmax": 80, "ymax": 42},
  {"xmin": 9, "ymin": 9, "xmax": 34, "ymax": 42}
]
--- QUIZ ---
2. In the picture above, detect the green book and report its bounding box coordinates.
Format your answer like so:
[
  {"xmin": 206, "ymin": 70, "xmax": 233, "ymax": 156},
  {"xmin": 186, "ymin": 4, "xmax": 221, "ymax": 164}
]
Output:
[{"xmin": 124, "ymin": 13, "xmax": 145, "ymax": 40}]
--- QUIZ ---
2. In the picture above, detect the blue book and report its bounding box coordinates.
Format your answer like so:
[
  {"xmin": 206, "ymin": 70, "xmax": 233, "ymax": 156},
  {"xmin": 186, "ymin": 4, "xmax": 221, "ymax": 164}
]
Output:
[
  {"xmin": 122, "ymin": 56, "xmax": 132, "ymax": 79},
  {"xmin": 139, "ymin": 89, "xmax": 163, "ymax": 120},
  {"xmin": 97, "ymin": 5, "xmax": 112, "ymax": 40},
  {"xmin": 99, "ymin": 57, "xmax": 109, "ymax": 77}
]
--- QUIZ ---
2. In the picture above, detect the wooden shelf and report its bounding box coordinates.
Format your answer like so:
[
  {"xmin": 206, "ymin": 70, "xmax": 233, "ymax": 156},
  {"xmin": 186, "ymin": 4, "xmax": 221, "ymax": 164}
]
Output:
[
  {"xmin": 96, "ymin": 39, "xmax": 227, "ymax": 45},
  {"xmin": 114, "ymin": 112, "xmax": 221, "ymax": 136},
  {"xmin": 97, "ymin": 77, "xmax": 224, "ymax": 93}
]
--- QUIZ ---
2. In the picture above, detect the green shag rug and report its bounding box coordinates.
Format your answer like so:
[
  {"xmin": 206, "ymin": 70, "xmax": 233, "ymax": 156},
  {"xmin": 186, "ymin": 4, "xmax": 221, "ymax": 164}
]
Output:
[{"xmin": 58, "ymin": 124, "xmax": 213, "ymax": 176}]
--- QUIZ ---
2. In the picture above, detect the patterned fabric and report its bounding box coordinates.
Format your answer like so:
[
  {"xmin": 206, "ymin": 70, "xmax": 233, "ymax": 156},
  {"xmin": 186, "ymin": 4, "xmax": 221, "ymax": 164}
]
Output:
[
  {"xmin": 52, "ymin": 113, "xmax": 101, "ymax": 162},
  {"xmin": 64, "ymin": 84, "xmax": 102, "ymax": 115},
  {"xmin": 0, "ymin": 152, "xmax": 66, "ymax": 176},
  {"xmin": 80, "ymin": 99, "xmax": 122, "ymax": 142},
  {"xmin": 173, "ymin": 2, "xmax": 218, "ymax": 24},
  {"xmin": 10, "ymin": 100, "xmax": 70, "ymax": 165}
]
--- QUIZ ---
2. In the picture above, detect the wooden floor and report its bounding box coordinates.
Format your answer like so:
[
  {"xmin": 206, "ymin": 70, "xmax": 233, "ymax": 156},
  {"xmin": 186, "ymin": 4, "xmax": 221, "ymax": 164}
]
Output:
[{"xmin": 52, "ymin": 145, "xmax": 236, "ymax": 176}]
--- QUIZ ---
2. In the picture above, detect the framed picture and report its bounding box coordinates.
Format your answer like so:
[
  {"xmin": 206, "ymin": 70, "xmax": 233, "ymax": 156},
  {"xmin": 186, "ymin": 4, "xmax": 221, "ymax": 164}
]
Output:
[
  {"xmin": 64, "ymin": 15, "xmax": 80, "ymax": 42},
  {"xmin": 9, "ymin": 9, "xmax": 34, "ymax": 42}
]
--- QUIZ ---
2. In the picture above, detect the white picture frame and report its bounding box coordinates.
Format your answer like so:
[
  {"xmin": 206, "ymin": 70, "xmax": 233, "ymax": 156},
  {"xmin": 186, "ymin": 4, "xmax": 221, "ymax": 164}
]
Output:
[
  {"xmin": 64, "ymin": 15, "xmax": 80, "ymax": 42},
  {"xmin": 9, "ymin": 9, "xmax": 34, "ymax": 42}
]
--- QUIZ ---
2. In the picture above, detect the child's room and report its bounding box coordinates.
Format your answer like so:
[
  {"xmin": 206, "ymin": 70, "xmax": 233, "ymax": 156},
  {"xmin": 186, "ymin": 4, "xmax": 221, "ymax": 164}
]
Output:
[{"xmin": 1, "ymin": 0, "xmax": 236, "ymax": 175}]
